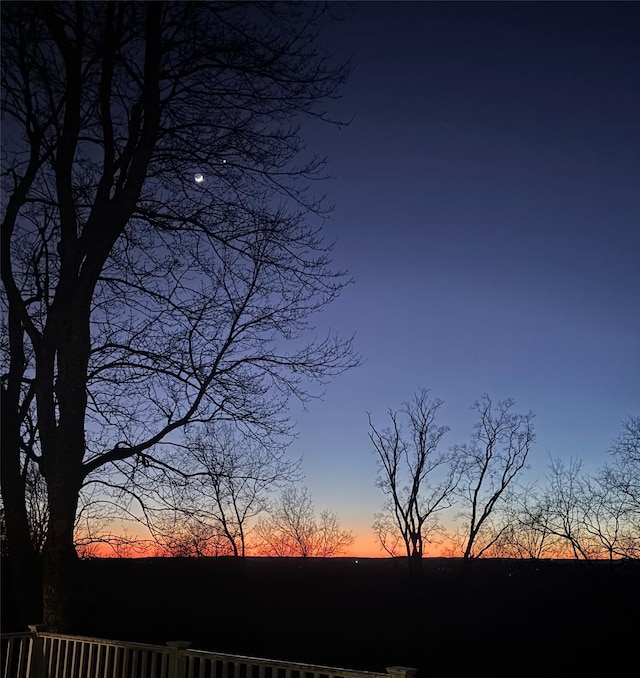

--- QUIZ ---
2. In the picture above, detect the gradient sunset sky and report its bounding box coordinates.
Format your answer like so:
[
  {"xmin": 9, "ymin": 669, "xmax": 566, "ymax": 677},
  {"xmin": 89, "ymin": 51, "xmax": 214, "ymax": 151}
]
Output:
[{"xmin": 269, "ymin": 1, "xmax": 640, "ymax": 556}]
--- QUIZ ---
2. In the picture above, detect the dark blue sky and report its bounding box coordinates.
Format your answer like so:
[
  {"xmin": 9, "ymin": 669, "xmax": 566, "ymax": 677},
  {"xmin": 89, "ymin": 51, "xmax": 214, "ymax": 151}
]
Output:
[{"xmin": 287, "ymin": 2, "xmax": 639, "ymax": 552}]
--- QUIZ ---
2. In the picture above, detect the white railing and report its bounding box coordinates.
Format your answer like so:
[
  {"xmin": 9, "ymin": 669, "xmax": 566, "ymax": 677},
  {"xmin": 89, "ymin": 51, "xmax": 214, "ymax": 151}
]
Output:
[
  {"xmin": 1, "ymin": 627, "xmax": 417, "ymax": 678},
  {"xmin": 1, "ymin": 633, "xmax": 34, "ymax": 678}
]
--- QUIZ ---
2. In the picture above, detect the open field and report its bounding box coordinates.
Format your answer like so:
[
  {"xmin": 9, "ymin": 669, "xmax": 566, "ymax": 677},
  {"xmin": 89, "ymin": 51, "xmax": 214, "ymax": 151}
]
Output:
[{"xmin": 2, "ymin": 557, "xmax": 638, "ymax": 676}]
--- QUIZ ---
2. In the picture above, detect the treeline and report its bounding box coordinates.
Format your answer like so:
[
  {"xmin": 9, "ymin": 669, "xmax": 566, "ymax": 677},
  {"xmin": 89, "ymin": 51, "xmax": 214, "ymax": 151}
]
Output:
[
  {"xmin": 369, "ymin": 391, "xmax": 638, "ymax": 564},
  {"xmin": 2, "ymin": 399, "xmax": 636, "ymax": 564},
  {"xmin": 0, "ymin": 422, "xmax": 356, "ymax": 560}
]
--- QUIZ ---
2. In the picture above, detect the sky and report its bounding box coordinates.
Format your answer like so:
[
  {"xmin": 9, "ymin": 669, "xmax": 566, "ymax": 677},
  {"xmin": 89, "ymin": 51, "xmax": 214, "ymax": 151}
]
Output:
[{"xmin": 278, "ymin": 1, "xmax": 640, "ymax": 556}]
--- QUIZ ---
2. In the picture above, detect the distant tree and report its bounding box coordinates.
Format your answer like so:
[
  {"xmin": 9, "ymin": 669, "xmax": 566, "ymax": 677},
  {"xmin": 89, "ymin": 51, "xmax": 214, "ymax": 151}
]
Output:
[
  {"xmin": 1, "ymin": 2, "xmax": 356, "ymax": 629},
  {"xmin": 74, "ymin": 526, "xmax": 151, "ymax": 559},
  {"xmin": 144, "ymin": 422, "xmax": 300, "ymax": 557},
  {"xmin": 527, "ymin": 457, "xmax": 594, "ymax": 560},
  {"xmin": 610, "ymin": 415, "xmax": 640, "ymax": 466},
  {"xmin": 22, "ymin": 458, "xmax": 49, "ymax": 554},
  {"xmin": 153, "ymin": 513, "xmax": 234, "ymax": 558},
  {"xmin": 599, "ymin": 415, "xmax": 640, "ymax": 558},
  {"xmin": 496, "ymin": 483, "xmax": 556, "ymax": 559},
  {"xmin": 372, "ymin": 507, "xmax": 405, "ymax": 558},
  {"xmin": 189, "ymin": 423, "xmax": 300, "ymax": 557},
  {"xmin": 545, "ymin": 418, "xmax": 640, "ymax": 562},
  {"xmin": 580, "ymin": 474, "xmax": 629, "ymax": 563},
  {"xmin": 71, "ymin": 481, "xmax": 154, "ymax": 558},
  {"xmin": 455, "ymin": 396, "xmax": 535, "ymax": 559},
  {"xmin": 368, "ymin": 390, "xmax": 459, "ymax": 570},
  {"xmin": 523, "ymin": 447, "xmax": 638, "ymax": 562},
  {"xmin": 255, "ymin": 486, "xmax": 353, "ymax": 557},
  {"xmin": 0, "ymin": 455, "xmax": 48, "ymax": 556}
]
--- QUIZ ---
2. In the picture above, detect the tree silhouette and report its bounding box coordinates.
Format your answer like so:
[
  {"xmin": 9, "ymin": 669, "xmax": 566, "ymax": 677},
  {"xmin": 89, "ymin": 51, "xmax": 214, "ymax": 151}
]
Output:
[
  {"xmin": 528, "ymin": 424, "xmax": 640, "ymax": 562},
  {"xmin": 494, "ymin": 483, "xmax": 556, "ymax": 560},
  {"xmin": 1, "ymin": 2, "xmax": 356, "ymax": 629},
  {"xmin": 521, "ymin": 457, "xmax": 597, "ymax": 560},
  {"xmin": 369, "ymin": 389, "xmax": 458, "ymax": 570},
  {"xmin": 143, "ymin": 422, "xmax": 301, "ymax": 558},
  {"xmin": 599, "ymin": 415, "xmax": 640, "ymax": 557},
  {"xmin": 255, "ymin": 486, "xmax": 354, "ymax": 557},
  {"xmin": 455, "ymin": 396, "xmax": 535, "ymax": 559}
]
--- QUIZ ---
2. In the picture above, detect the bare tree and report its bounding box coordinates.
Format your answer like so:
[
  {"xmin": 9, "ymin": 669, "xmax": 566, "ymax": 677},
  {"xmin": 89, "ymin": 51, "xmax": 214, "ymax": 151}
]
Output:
[
  {"xmin": 18, "ymin": 458, "xmax": 49, "ymax": 555},
  {"xmin": 368, "ymin": 390, "xmax": 458, "ymax": 570},
  {"xmin": 74, "ymin": 525, "xmax": 152, "ymax": 559},
  {"xmin": 152, "ymin": 513, "xmax": 234, "ymax": 558},
  {"xmin": 0, "ymin": 457, "xmax": 48, "ymax": 556},
  {"xmin": 527, "ymin": 457, "xmax": 595, "ymax": 560},
  {"xmin": 522, "ymin": 449, "xmax": 638, "ymax": 562},
  {"xmin": 1, "ymin": 2, "xmax": 357, "ymax": 629},
  {"xmin": 372, "ymin": 507, "xmax": 405, "ymax": 558},
  {"xmin": 599, "ymin": 415, "xmax": 640, "ymax": 557},
  {"xmin": 580, "ymin": 475, "xmax": 629, "ymax": 563},
  {"xmin": 550, "ymin": 419, "xmax": 640, "ymax": 562},
  {"xmin": 71, "ymin": 481, "xmax": 155, "ymax": 559},
  {"xmin": 255, "ymin": 486, "xmax": 353, "ymax": 557},
  {"xmin": 610, "ymin": 415, "xmax": 640, "ymax": 465},
  {"xmin": 497, "ymin": 484, "xmax": 556, "ymax": 559},
  {"xmin": 193, "ymin": 424, "xmax": 300, "ymax": 557},
  {"xmin": 455, "ymin": 396, "xmax": 535, "ymax": 559},
  {"xmin": 147, "ymin": 422, "xmax": 300, "ymax": 557}
]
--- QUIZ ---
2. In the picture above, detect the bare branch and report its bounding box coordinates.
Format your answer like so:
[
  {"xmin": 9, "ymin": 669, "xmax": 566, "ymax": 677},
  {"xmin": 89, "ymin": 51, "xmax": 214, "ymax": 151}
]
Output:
[
  {"xmin": 455, "ymin": 395, "xmax": 535, "ymax": 559},
  {"xmin": 369, "ymin": 389, "xmax": 457, "ymax": 568}
]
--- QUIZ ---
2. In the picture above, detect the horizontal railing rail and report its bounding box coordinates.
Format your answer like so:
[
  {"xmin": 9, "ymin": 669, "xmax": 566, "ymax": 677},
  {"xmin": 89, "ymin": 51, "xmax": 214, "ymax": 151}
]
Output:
[{"xmin": 1, "ymin": 628, "xmax": 417, "ymax": 678}]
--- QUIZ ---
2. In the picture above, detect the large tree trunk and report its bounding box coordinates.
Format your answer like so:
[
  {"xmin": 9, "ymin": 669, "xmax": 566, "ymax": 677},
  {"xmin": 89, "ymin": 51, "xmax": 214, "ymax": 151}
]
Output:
[
  {"xmin": 41, "ymin": 469, "xmax": 81, "ymax": 632},
  {"xmin": 407, "ymin": 549, "xmax": 423, "ymax": 578},
  {"xmin": 38, "ymin": 316, "xmax": 88, "ymax": 632},
  {"xmin": 0, "ymin": 311, "xmax": 42, "ymax": 627},
  {"xmin": 0, "ymin": 444, "xmax": 42, "ymax": 626},
  {"xmin": 36, "ymin": 269, "xmax": 92, "ymax": 631}
]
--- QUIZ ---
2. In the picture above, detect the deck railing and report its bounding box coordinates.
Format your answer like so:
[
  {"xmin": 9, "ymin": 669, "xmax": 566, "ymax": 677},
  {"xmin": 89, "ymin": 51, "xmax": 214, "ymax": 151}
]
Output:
[{"xmin": 1, "ymin": 627, "xmax": 417, "ymax": 678}]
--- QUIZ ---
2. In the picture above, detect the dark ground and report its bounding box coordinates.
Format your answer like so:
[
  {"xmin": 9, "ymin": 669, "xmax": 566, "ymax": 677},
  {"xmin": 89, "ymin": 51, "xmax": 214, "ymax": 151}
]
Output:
[{"xmin": 2, "ymin": 557, "xmax": 639, "ymax": 677}]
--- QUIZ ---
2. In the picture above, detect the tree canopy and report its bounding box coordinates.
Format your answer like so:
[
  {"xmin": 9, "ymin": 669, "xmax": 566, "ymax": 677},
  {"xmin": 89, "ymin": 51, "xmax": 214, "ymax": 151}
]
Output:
[{"xmin": 1, "ymin": 1, "xmax": 356, "ymax": 630}]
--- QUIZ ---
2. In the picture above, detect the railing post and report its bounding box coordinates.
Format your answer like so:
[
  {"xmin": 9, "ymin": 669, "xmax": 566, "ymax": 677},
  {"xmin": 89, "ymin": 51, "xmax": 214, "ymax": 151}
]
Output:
[
  {"xmin": 27, "ymin": 625, "xmax": 47, "ymax": 678},
  {"xmin": 386, "ymin": 667, "xmax": 418, "ymax": 678},
  {"xmin": 166, "ymin": 640, "xmax": 191, "ymax": 678}
]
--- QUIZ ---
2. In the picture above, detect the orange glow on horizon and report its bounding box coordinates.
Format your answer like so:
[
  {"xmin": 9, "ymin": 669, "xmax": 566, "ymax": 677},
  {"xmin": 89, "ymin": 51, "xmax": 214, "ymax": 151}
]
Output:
[
  {"xmin": 78, "ymin": 537, "xmax": 616, "ymax": 561},
  {"xmin": 77, "ymin": 530, "xmax": 456, "ymax": 559}
]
